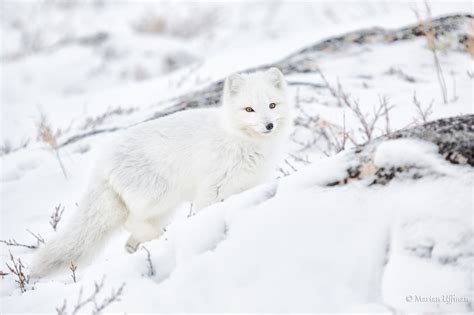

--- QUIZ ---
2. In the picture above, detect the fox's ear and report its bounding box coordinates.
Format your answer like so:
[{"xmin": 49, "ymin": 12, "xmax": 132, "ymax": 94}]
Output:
[
  {"xmin": 264, "ymin": 67, "xmax": 285, "ymax": 90},
  {"xmin": 225, "ymin": 73, "xmax": 245, "ymax": 96}
]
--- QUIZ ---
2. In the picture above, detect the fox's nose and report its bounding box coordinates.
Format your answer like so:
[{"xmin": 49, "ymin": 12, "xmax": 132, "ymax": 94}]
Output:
[{"xmin": 266, "ymin": 123, "xmax": 274, "ymax": 131}]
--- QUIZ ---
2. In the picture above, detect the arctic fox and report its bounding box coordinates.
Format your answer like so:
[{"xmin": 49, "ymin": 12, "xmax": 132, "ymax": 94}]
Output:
[{"xmin": 31, "ymin": 67, "xmax": 290, "ymax": 277}]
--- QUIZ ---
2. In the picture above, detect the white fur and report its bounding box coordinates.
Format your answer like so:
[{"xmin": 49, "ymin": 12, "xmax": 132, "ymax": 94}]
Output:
[{"xmin": 30, "ymin": 67, "xmax": 291, "ymax": 277}]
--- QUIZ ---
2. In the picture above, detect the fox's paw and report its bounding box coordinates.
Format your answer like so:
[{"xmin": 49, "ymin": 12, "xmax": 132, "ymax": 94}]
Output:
[{"xmin": 125, "ymin": 236, "xmax": 140, "ymax": 253}]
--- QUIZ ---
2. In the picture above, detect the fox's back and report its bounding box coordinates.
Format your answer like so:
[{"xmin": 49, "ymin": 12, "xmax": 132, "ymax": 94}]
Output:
[{"xmin": 102, "ymin": 108, "xmax": 224, "ymax": 202}]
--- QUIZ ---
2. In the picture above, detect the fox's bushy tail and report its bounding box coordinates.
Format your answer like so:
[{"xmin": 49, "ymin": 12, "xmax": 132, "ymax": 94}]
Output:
[{"xmin": 30, "ymin": 181, "xmax": 128, "ymax": 278}]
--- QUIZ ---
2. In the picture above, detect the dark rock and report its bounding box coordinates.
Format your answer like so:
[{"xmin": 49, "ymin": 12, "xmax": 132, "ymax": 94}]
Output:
[
  {"xmin": 388, "ymin": 115, "xmax": 474, "ymax": 166},
  {"xmin": 329, "ymin": 115, "xmax": 473, "ymax": 187}
]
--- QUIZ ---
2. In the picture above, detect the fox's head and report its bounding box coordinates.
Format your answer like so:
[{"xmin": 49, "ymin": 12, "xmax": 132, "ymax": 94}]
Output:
[{"xmin": 222, "ymin": 67, "xmax": 290, "ymax": 140}]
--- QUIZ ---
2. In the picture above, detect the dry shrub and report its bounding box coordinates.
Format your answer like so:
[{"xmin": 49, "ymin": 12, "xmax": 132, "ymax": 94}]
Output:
[
  {"xmin": 133, "ymin": 4, "xmax": 218, "ymax": 39},
  {"xmin": 5, "ymin": 251, "xmax": 30, "ymax": 293},
  {"xmin": 56, "ymin": 277, "xmax": 125, "ymax": 315},
  {"xmin": 81, "ymin": 106, "xmax": 136, "ymax": 130},
  {"xmin": 69, "ymin": 261, "xmax": 77, "ymax": 283},
  {"xmin": 1, "ymin": 229, "xmax": 44, "ymax": 249},
  {"xmin": 141, "ymin": 246, "xmax": 155, "ymax": 277},
  {"xmin": 467, "ymin": 19, "xmax": 474, "ymax": 58},
  {"xmin": 412, "ymin": 92, "xmax": 434, "ymax": 124},
  {"xmin": 413, "ymin": 1, "xmax": 448, "ymax": 104},
  {"xmin": 316, "ymin": 68, "xmax": 394, "ymax": 144},
  {"xmin": 50, "ymin": 204, "xmax": 65, "ymax": 231},
  {"xmin": 36, "ymin": 113, "xmax": 68, "ymax": 179}
]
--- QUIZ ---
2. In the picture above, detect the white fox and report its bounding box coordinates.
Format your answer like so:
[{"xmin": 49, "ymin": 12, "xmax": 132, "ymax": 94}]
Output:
[{"xmin": 31, "ymin": 67, "xmax": 291, "ymax": 277}]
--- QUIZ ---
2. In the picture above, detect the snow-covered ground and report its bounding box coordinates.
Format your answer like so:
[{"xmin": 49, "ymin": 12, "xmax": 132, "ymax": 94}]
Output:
[{"xmin": 1, "ymin": 1, "xmax": 473, "ymax": 313}]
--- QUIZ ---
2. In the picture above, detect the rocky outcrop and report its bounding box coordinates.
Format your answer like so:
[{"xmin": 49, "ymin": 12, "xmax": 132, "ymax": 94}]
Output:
[
  {"xmin": 388, "ymin": 115, "xmax": 474, "ymax": 166},
  {"xmin": 328, "ymin": 115, "xmax": 473, "ymax": 186},
  {"xmin": 57, "ymin": 14, "xmax": 473, "ymax": 148},
  {"xmin": 150, "ymin": 14, "xmax": 472, "ymax": 114}
]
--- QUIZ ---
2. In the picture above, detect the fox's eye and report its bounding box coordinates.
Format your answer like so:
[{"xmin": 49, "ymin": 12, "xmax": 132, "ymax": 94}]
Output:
[
  {"xmin": 269, "ymin": 103, "xmax": 276, "ymax": 109},
  {"xmin": 245, "ymin": 107, "xmax": 254, "ymax": 112}
]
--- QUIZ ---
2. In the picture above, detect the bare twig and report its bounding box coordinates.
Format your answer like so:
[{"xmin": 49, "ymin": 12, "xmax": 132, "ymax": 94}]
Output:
[
  {"xmin": 291, "ymin": 87, "xmax": 324, "ymax": 152},
  {"xmin": 93, "ymin": 283, "xmax": 125, "ymax": 315},
  {"xmin": 284, "ymin": 159, "xmax": 298, "ymax": 173},
  {"xmin": 50, "ymin": 204, "xmax": 65, "ymax": 231},
  {"xmin": 81, "ymin": 106, "xmax": 136, "ymax": 130},
  {"xmin": 412, "ymin": 92, "xmax": 434, "ymax": 124},
  {"xmin": 385, "ymin": 67, "xmax": 416, "ymax": 83},
  {"xmin": 287, "ymin": 81, "xmax": 325, "ymax": 89},
  {"xmin": 341, "ymin": 111, "xmax": 348, "ymax": 150},
  {"xmin": 288, "ymin": 153, "xmax": 311, "ymax": 166},
  {"xmin": 324, "ymin": 111, "xmax": 354, "ymax": 153},
  {"xmin": 0, "ymin": 270, "xmax": 8, "ymax": 277},
  {"xmin": 450, "ymin": 73, "xmax": 459, "ymax": 102},
  {"xmin": 1, "ymin": 229, "xmax": 44, "ymax": 249},
  {"xmin": 467, "ymin": 18, "xmax": 474, "ymax": 58},
  {"xmin": 70, "ymin": 262, "xmax": 77, "ymax": 283},
  {"xmin": 277, "ymin": 167, "xmax": 290, "ymax": 177},
  {"xmin": 36, "ymin": 113, "xmax": 68, "ymax": 179},
  {"xmin": 26, "ymin": 229, "xmax": 44, "ymax": 246},
  {"xmin": 141, "ymin": 246, "xmax": 155, "ymax": 277},
  {"xmin": 5, "ymin": 251, "xmax": 29, "ymax": 293},
  {"xmin": 187, "ymin": 203, "xmax": 194, "ymax": 218},
  {"xmin": 56, "ymin": 277, "xmax": 125, "ymax": 315},
  {"xmin": 0, "ymin": 239, "xmax": 37, "ymax": 249},
  {"xmin": 72, "ymin": 280, "xmax": 104, "ymax": 315},
  {"xmin": 56, "ymin": 301, "xmax": 67, "ymax": 315},
  {"xmin": 315, "ymin": 68, "xmax": 342, "ymax": 106},
  {"xmin": 414, "ymin": 1, "xmax": 448, "ymax": 104},
  {"xmin": 379, "ymin": 95, "xmax": 393, "ymax": 135},
  {"xmin": 316, "ymin": 68, "xmax": 393, "ymax": 144},
  {"xmin": 345, "ymin": 98, "xmax": 387, "ymax": 143}
]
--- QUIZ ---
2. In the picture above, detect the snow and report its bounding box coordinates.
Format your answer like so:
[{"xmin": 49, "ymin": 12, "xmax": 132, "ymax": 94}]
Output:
[
  {"xmin": 1, "ymin": 1, "xmax": 473, "ymax": 314},
  {"xmin": 2, "ymin": 143, "xmax": 472, "ymax": 313}
]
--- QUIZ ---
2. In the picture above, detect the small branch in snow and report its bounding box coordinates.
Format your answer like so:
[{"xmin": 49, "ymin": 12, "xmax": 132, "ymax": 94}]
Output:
[
  {"xmin": 50, "ymin": 204, "xmax": 65, "ymax": 231},
  {"xmin": 315, "ymin": 68, "xmax": 342, "ymax": 106},
  {"xmin": 316, "ymin": 68, "xmax": 393, "ymax": 144},
  {"xmin": 325, "ymin": 111, "xmax": 355, "ymax": 153},
  {"xmin": 385, "ymin": 67, "xmax": 416, "ymax": 83},
  {"xmin": 187, "ymin": 203, "xmax": 195, "ymax": 218},
  {"xmin": 287, "ymin": 80, "xmax": 325, "ymax": 89},
  {"xmin": 414, "ymin": 2, "xmax": 448, "ymax": 104},
  {"xmin": 5, "ymin": 251, "xmax": 29, "ymax": 293},
  {"xmin": 288, "ymin": 153, "xmax": 311, "ymax": 166},
  {"xmin": 26, "ymin": 229, "xmax": 45, "ymax": 246},
  {"xmin": 346, "ymin": 96, "xmax": 394, "ymax": 143},
  {"xmin": 277, "ymin": 167, "xmax": 290, "ymax": 178},
  {"xmin": 141, "ymin": 246, "xmax": 155, "ymax": 277},
  {"xmin": 380, "ymin": 95, "xmax": 393, "ymax": 135},
  {"xmin": 81, "ymin": 106, "xmax": 137, "ymax": 130},
  {"xmin": 284, "ymin": 159, "xmax": 298, "ymax": 173},
  {"xmin": 412, "ymin": 92, "xmax": 434, "ymax": 124},
  {"xmin": 450, "ymin": 73, "xmax": 459, "ymax": 103},
  {"xmin": 70, "ymin": 262, "xmax": 77, "ymax": 283},
  {"xmin": 1, "ymin": 229, "xmax": 44, "ymax": 249},
  {"xmin": 55, "ymin": 301, "xmax": 67, "ymax": 315},
  {"xmin": 0, "ymin": 270, "xmax": 8, "ymax": 278},
  {"xmin": 56, "ymin": 277, "xmax": 125, "ymax": 315},
  {"xmin": 93, "ymin": 283, "xmax": 125, "ymax": 315},
  {"xmin": 36, "ymin": 112, "xmax": 68, "ymax": 180},
  {"xmin": 291, "ymin": 84, "xmax": 358, "ymax": 154},
  {"xmin": 278, "ymin": 159, "xmax": 298, "ymax": 178},
  {"xmin": 0, "ymin": 239, "xmax": 37, "ymax": 249}
]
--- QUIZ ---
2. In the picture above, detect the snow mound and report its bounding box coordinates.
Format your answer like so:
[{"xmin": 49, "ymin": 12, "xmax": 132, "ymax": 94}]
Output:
[{"xmin": 2, "ymin": 117, "xmax": 472, "ymax": 313}]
